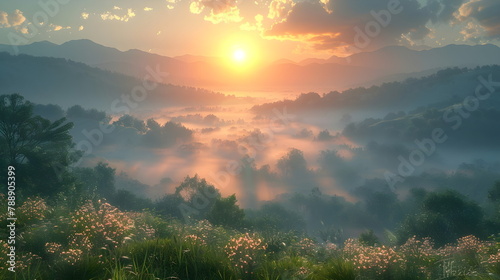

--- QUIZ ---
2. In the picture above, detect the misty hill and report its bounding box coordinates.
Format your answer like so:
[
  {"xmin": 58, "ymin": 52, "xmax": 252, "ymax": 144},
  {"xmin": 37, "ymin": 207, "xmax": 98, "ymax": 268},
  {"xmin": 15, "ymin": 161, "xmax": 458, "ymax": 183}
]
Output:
[
  {"xmin": 344, "ymin": 44, "xmax": 500, "ymax": 72},
  {"xmin": 252, "ymin": 66, "xmax": 500, "ymax": 116},
  {"xmin": 0, "ymin": 40, "xmax": 209, "ymax": 87},
  {"xmin": 0, "ymin": 52, "xmax": 239, "ymax": 111},
  {"xmin": 297, "ymin": 44, "xmax": 500, "ymax": 70},
  {"xmin": 343, "ymin": 105, "xmax": 500, "ymax": 149},
  {"xmin": 2, "ymin": 40, "xmax": 499, "ymax": 91}
]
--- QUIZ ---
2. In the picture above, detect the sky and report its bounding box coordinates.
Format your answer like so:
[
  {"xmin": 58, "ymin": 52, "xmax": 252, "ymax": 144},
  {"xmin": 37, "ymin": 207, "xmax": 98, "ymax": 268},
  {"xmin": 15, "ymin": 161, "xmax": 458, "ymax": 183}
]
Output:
[{"xmin": 0, "ymin": 0, "xmax": 499, "ymax": 62}]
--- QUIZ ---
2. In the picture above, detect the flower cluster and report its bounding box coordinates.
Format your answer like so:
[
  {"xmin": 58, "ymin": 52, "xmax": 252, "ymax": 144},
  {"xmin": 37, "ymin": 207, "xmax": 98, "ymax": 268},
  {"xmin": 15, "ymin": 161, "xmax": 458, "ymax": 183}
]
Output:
[
  {"xmin": 456, "ymin": 235, "xmax": 491, "ymax": 255},
  {"xmin": 486, "ymin": 251, "xmax": 500, "ymax": 264},
  {"xmin": 344, "ymin": 238, "xmax": 403, "ymax": 276},
  {"xmin": 184, "ymin": 234, "xmax": 207, "ymax": 246},
  {"xmin": 70, "ymin": 200, "xmax": 134, "ymax": 249},
  {"xmin": 485, "ymin": 250, "xmax": 500, "ymax": 274},
  {"xmin": 325, "ymin": 241, "xmax": 338, "ymax": 251},
  {"xmin": 127, "ymin": 212, "xmax": 156, "ymax": 241},
  {"xmin": 400, "ymin": 237, "xmax": 436, "ymax": 262},
  {"xmin": 68, "ymin": 233, "xmax": 93, "ymax": 253},
  {"xmin": 45, "ymin": 242, "xmax": 63, "ymax": 255},
  {"xmin": 343, "ymin": 238, "xmax": 363, "ymax": 257},
  {"xmin": 397, "ymin": 236, "xmax": 437, "ymax": 277},
  {"xmin": 224, "ymin": 233, "xmax": 267, "ymax": 275},
  {"xmin": 295, "ymin": 265, "xmax": 310, "ymax": 278},
  {"xmin": 0, "ymin": 240, "xmax": 40, "ymax": 271},
  {"xmin": 358, "ymin": 246, "xmax": 399, "ymax": 274},
  {"xmin": 296, "ymin": 238, "xmax": 317, "ymax": 256},
  {"xmin": 18, "ymin": 196, "xmax": 48, "ymax": 223},
  {"xmin": 59, "ymin": 249, "xmax": 84, "ymax": 265},
  {"xmin": 184, "ymin": 220, "xmax": 232, "ymax": 247}
]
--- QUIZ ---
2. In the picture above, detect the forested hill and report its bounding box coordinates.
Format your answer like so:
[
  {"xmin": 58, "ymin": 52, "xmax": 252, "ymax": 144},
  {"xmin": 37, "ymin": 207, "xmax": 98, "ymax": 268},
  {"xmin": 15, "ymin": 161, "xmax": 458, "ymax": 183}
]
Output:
[
  {"xmin": 0, "ymin": 52, "xmax": 242, "ymax": 111},
  {"xmin": 252, "ymin": 66, "xmax": 500, "ymax": 115}
]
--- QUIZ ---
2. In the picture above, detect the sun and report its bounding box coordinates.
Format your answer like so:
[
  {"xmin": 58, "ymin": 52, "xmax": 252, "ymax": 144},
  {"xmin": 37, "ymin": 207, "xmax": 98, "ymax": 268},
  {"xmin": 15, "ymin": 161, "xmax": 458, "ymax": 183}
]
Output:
[{"xmin": 233, "ymin": 48, "xmax": 247, "ymax": 63}]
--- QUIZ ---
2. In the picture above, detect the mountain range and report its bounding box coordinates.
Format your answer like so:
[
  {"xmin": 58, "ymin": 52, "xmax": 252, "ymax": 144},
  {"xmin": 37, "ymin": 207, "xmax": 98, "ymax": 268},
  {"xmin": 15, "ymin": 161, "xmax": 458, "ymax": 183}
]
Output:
[{"xmin": 1, "ymin": 40, "xmax": 500, "ymax": 91}]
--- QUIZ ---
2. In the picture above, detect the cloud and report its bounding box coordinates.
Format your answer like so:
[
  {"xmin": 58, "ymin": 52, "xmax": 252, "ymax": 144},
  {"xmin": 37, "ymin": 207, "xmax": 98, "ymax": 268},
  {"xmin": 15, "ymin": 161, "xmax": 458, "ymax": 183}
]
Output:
[
  {"xmin": 264, "ymin": 0, "xmax": 461, "ymax": 53},
  {"xmin": 189, "ymin": 0, "xmax": 243, "ymax": 23},
  {"xmin": 16, "ymin": 25, "xmax": 30, "ymax": 34},
  {"xmin": 211, "ymin": 139, "xmax": 240, "ymax": 158},
  {"xmin": 427, "ymin": 0, "xmax": 467, "ymax": 24},
  {"xmin": 268, "ymin": 0, "xmax": 295, "ymax": 20},
  {"xmin": 49, "ymin": 24, "xmax": 71, "ymax": 31},
  {"xmin": 79, "ymin": 25, "xmax": 84, "ymax": 31},
  {"xmin": 166, "ymin": 0, "xmax": 177, "ymax": 9},
  {"xmin": 101, "ymin": 8, "xmax": 136, "ymax": 22},
  {"xmin": 0, "ymin": 9, "xmax": 26, "ymax": 28},
  {"xmin": 81, "ymin": 12, "xmax": 89, "ymax": 20},
  {"xmin": 190, "ymin": 2, "xmax": 204, "ymax": 14},
  {"xmin": 457, "ymin": 0, "xmax": 500, "ymax": 38},
  {"xmin": 177, "ymin": 142, "xmax": 209, "ymax": 156},
  {"xmin": 240, "ymin": 14, "xmax": 264, "ymax": 31},
  {"xmin": 144, "ymin": 7, "xmax": 153, "ymax": 11},
  {"xmin": 460, "ymin": 21, "xmax": 484, "ymax": 42},
  {"xmin": 170, "ymin": 113, "xmax": 229, "ymax": 126}
]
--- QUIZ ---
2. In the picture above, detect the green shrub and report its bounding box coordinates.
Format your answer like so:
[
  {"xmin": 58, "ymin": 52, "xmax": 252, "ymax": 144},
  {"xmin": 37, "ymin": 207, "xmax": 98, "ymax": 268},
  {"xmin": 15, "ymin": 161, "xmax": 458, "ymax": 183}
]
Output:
[{"xmin": 312, "ymin": 258, "xmax": 357, "ymax": 280}]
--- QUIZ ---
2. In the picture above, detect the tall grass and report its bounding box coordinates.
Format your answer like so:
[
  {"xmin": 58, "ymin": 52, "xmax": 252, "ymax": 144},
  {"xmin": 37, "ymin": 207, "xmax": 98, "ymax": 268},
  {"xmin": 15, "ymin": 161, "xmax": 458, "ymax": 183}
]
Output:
[
  {"xmin": 6, "ymin": 196, "xmax": 500, "ymax": 280},
  {"xmin": 109, "ymin": 238, "xmax": 237, "ymax": 280}
]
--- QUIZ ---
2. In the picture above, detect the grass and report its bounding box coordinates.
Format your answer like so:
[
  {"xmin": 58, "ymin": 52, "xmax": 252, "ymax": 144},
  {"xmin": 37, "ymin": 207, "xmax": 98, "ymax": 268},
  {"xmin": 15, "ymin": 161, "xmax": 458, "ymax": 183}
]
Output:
[
  {"xmin": 109, "ymin": 238, "xmax": 237, "ymax": 280},
  {"xmin": 3, "ymin": 196, "xmax": 500, "ymax": 280}
]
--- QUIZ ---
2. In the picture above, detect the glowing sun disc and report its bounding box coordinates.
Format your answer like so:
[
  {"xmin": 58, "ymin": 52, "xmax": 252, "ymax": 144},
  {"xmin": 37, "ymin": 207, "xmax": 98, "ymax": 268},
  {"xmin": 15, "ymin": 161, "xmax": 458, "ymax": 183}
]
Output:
[{"xmin": 233, "ymin": 49, "xmax": 246, "ymax": 62}]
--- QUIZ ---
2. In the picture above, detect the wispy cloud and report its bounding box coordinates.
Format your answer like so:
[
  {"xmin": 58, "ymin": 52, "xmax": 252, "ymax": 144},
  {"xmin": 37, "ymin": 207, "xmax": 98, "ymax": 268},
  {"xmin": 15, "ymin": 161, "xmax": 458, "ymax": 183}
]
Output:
[
  {"xmin": 49, "ymin": 24, "xmax": 71, "ymax": 32},
  {"xmin": 100, "ymin": 8, "xmax": 136, "ymax": 22}
]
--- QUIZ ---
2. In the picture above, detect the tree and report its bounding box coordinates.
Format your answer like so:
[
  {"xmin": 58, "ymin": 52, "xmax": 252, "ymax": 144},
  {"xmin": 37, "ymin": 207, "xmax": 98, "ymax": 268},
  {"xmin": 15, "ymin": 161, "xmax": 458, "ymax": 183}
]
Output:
[
  {"xmin": 488, "ymin": 181, "xmax": 500, "ymax": 203},
  {"xmin": 113, "ymin": 114, "xmax": 147, "ymax": 133},
  {"xmin": 174, "ymin": 175, "xmax": 221, "ymax": 221},
  {"xmin": 66, "ymin": 105, "xmax": 106, "ymax": 121},
  {"xmin": 73, "ymin": 162, "xmax": 116, "ymax": 199},
  {"xmin": 277, "ymin": 148, "xmax": 317, "ymax": 191},
  {"xmin": 0, "ymin": 94, "xmax": 78, "ymax": 197},
  {"xmin": 364, "ymin": 191, "xmax": 401, "ymax": 228},
  {"xmin": 247, "ymin": 202, "xmax": 306, "ymax": 232},
  {"xmin": 143, "ymin": 119, "xmax": 192, "ymax": 147},
  {"xmin": 155, "ymin": 194, "xmax": 185, "ymax": 219},
  {"xmin": 398, "ymin": 190, "xmax": 484, "ymax": 246},
  {"xmin": 485, "ymin": 181, "xmax": 500, "ymax": 234},
  {"xmin": 110, "ymin": 189, "xmax": 153, "ymax": 211},
  {"xmin": 207, "ymin": 194, "xmax": 245, "ymax": 229}
]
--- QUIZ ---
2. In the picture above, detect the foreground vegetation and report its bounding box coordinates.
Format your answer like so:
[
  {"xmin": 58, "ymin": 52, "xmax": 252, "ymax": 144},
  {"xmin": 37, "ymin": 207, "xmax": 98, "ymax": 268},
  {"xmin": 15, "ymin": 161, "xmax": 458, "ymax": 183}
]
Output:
[{"xmin": 0, "ymin": 196, "xmax": 499, "ymax": 280}]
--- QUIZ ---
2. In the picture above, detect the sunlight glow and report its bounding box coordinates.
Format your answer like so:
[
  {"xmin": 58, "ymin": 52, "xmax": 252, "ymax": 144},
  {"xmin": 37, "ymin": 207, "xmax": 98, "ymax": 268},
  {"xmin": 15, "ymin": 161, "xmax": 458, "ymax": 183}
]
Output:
[
  {"xmin": 218, "ymin": 35, "xmax": 265, "ymax": 76},
  {"xmin": 233, "ymin": 49, "xmax": 247, "ymax": 62}
]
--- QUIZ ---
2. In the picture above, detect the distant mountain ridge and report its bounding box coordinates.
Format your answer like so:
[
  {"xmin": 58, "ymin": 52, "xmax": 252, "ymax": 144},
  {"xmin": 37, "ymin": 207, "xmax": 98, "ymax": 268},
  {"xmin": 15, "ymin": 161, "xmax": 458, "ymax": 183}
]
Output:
[
  {"xmin": 0, "ymin": 52, "xmax": 240, "ymax": 111},
  {"xmin": 296, "ymin": 44, "xmax": 500, "ymax": 69},
  {"xmin": 1, "ymin": 40, "xmax": 499, "ymax": 91}
]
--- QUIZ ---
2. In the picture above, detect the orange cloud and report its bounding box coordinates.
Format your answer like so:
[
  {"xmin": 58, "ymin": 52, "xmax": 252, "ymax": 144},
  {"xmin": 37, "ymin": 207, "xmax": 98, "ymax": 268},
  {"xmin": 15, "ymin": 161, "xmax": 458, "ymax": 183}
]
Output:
[
  {"xmin": 264, "ymin": 0, "xmax": 455, "ymax": 53},
  {"xmin": 189, "ymin": 0, "xmax": 243, "ymax": 23},
  {"xmin": 0, "ymin": 9, "xmax": 26, "ymax": 28},
  {"xmin": 457, "ymin": 0, "xmax": 500, "ymax": 38},
  {"xmin": 100, "ymin": 8, "xmax": 136, "ymax": 22}
]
